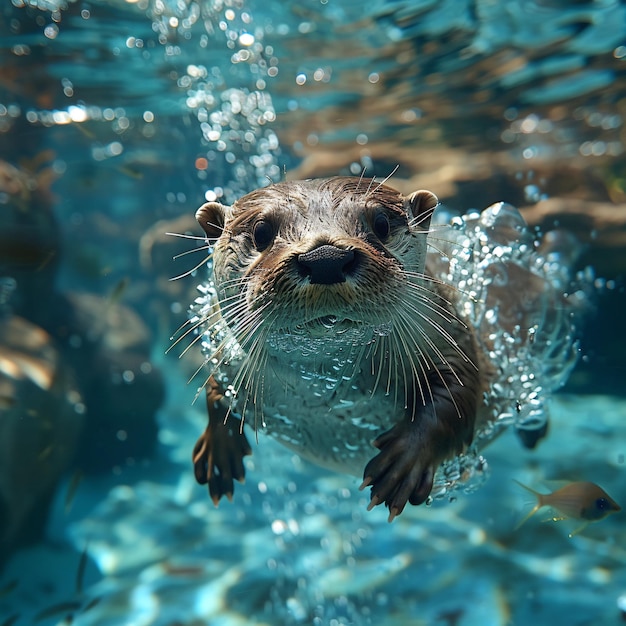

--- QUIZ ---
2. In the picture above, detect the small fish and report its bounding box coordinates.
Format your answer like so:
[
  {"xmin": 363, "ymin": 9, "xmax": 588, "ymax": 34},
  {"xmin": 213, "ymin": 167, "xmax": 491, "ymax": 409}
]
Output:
[
  {"xmin": 515, "ymin": 480, "xmax": 621, "ymax": 536},
  {"xmin": 76, "ymin": 543, "xmax": 89, "ymax": 594},
  {"xmin": 38, "ymin": 444, "xmax": 54, "ymax": 462},
  {"xmin": 0, "ymin": 579, "xmax": 18, "ymax": 598},
  {"xmin": 117, "ymin": 165, "xmax": 144, "ymax": 180},
  {"xmin": 0, "ymin": 277, "xmax": 16, "ymax": 307},
  {"xmin": 162, "ymin": 563, "xmax": 206, "ymax": 577},
  {"xmin": 64, "ymin": 470, "xmax": 83, "ymax": 514},
  {"xmin": 0, "ymin": 613, "xmax": 20, "ymax": 626},
  {"xmin": 74, "ymin": 122, "xmax": 96, "ymax": 140},
  {"xmin": 34, "ymin": 601, "xmax": 82, "ymax": 622},
  {"xmin": 0, "ymin": 395, "xmax": 16, "ymax": 409},
  {"xmin": 107, "ymin": 277, "xmax": 130, "ymax": 306},
  {"xmin": 0, "ymin": 237, "xmax": 56, "ymax": 271},
  {"xmin": 79, "ymin": 596, "xmax": 102, "ymax": 614}
]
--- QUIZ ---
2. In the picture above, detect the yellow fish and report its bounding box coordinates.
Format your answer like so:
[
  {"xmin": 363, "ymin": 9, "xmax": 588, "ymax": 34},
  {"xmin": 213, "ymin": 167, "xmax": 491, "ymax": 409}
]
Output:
[{"xmin": 515, "ymin": 480, "xmax": 621, "ymax": 536}]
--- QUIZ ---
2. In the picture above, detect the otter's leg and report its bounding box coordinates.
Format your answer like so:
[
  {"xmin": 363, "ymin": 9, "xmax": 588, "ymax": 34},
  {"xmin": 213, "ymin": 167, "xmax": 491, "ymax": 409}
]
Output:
[
  {"xmin": 360, "ymin": 364, "xmax": 479, "ymax": 521},
  {"xmin": 192, "ymin": 376, "xmax": 252, "ymax": 504}
]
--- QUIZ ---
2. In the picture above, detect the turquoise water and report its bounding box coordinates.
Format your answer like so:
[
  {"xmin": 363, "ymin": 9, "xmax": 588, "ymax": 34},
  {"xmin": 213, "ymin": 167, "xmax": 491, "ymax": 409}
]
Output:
[{"xmin": 1, "ymin": 1, "xmax": 625, "ymax": 624}]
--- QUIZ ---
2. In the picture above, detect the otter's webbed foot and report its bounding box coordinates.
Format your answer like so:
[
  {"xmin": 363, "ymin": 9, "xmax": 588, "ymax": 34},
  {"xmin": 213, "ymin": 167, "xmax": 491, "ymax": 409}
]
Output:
[
  {"xmin": 192, "ymin": 377, "xmax": 252, "ymax": 504},
  {"xmin": 360, "ymin": 419, "xmax": 437, "ymax": 522}
]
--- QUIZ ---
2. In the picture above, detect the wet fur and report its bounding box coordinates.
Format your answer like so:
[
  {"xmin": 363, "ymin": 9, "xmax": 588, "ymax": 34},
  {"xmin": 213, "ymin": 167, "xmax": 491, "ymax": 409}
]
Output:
[{"xmin": 190, "ymin": 176, "xmax": 483, "ymax": 520}]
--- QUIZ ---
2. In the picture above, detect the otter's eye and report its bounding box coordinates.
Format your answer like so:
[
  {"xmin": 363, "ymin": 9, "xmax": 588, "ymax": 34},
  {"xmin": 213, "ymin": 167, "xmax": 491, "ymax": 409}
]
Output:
[
  {"xmin": 252, "ymin": 219, "xmax": 274, "ymax": 251},
  {"xmin": 373, "ymin": 212, "xmax": 390, "ymax": 241}
]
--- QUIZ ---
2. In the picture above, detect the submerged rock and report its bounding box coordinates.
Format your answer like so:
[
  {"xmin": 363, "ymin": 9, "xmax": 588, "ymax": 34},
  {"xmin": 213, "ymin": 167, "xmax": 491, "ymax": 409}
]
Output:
[{"xmin": 0, "ymin": 315, "xmax": 84, "ymax": 563}]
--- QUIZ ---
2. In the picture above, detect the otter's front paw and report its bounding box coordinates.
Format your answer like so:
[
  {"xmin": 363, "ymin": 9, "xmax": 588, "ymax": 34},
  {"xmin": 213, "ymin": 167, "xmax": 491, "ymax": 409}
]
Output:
[
  {"xmin": 192, "ymin": 419, "xmax": 252, "ymax": 504},
  {"xmin": 359, "ymin": 423, "xmax": 436, "ymax": 522},
  {"xmin": 192, "ymin": 378, "xmax": 252, "ymax": 504}
]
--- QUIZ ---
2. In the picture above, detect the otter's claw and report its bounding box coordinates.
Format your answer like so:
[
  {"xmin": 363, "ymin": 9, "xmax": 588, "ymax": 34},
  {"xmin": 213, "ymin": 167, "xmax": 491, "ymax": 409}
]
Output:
[
  {"xmin": 192, "ymin": 377, "xmax": 252, "ymax": 504},
  {"xmin": 361, "ymin": 421, "xmax": 436, "ymax": 521},
  {"xmin": 361, "ymin": 362, "xmax": 478, "ymax": 521}
]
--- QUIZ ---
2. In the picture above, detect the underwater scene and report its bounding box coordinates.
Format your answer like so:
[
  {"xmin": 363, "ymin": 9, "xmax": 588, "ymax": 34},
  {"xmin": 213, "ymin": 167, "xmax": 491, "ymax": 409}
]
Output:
[{"xmin": 1, "ymin": 0, "xmax": 625, "ymax": 624}]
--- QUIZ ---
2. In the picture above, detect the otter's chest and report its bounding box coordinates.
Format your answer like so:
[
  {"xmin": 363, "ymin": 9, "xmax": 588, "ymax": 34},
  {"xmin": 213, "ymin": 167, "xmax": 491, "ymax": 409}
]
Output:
[{"xmin": 251, "ymin": 365, "xmax": 404, "ymax": 476}]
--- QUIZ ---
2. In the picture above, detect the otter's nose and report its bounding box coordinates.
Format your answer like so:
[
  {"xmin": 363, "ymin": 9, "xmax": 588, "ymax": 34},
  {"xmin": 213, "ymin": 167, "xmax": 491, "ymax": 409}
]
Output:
[{"xmin": 297, "ymin": 245, "xmax": 355, "ymax": 285}]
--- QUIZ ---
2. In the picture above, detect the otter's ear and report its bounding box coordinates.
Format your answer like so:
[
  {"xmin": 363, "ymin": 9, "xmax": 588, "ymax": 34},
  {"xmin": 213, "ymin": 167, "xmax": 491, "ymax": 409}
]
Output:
[
  {"xmin": 406, "ymin": 190, "xmax": 438, "ymax": 230},
  {"xmin": 196, "ymin": 201, "xmax": 229, "ymax": 240}
]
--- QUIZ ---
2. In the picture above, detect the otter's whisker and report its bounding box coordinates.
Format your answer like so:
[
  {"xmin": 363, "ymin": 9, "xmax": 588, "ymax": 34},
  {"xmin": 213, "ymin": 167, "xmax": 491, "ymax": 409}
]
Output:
[
  {"xmin": 410, "ymin": 320, "xmax": 465, "ymax": 387},
  {"xmin": 388, "ymin": 326, "xmax": 413, "ymax": 410},
  {"xmin": 228, "ymin": 312, "xmax": 275, "ymax": 431},
  {"xmin": 409, "ymin": 306, "xmax": 477, "ymax": 373},
  {"xmin": 391, "ymin": 308, "xmax": 433, "ymax": 408},
  {"xmin": 169, "ymin": 316, "xmax": 194, "ymax": 342},
  {"xmin": 173, "ymin": 245, "xmax": 213, "ymax": 260},
  {"xmin": 166, "ymin": 232, "xmax": 208, "ymax": 241},
  {"xmin": 408, "ymin": 205, "xmax": 437, "ymax": 229},
  {"xmin": 169, "ymin": 311, "xmax": 216, "ymax": 355},
  {"xmin": 176, "ymin": 322, "xmax": 206, "ymax": 359},
  {"xmin": 356, "ymin": 167, "xmax": 367, "ymax": 192},
  {"xmin": 186, "ymin": 297, "xmax": 270, "ymax": 396},
  {"xmin": 405, "ymin": 269, "xmax": 480, "ymax": 303},
  {"xmin": 392, "ymin": 302, "xmax": 464, "ymax": 405},
  {"xmin": 404, "ymin": 269, "xmax": 457, "ymax": 289},
  {"xmin": 427, "ymin": 233, "xmax": 472, "ymax": 249},
  {"xmin": 425, "ymin": 242, "xmax": 449, "ymax": 259},
  {"xmin": 246, "ymin": 341, "xmax": 270, "ymax": 433},
  {"xmin": 169, "ymin": 254, "xmax": 213, "ymax": 281},
  {"xmin": 189, "ymin": 357, "xmax": 212, "ymax": 391},
  {"xmin": 370, "ymin": 164, "xmax": 400, "ymax": 194},
  {"xmin": 403, "ymin": 284, "xmax": 465, "ymax": 327}
]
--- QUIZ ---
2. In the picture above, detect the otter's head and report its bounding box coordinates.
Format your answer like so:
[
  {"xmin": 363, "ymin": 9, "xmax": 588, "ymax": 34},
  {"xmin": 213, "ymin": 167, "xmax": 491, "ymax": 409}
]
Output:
[{"xmin": 196, "ymin": 177, "xmax": 437, "ymax": 362}]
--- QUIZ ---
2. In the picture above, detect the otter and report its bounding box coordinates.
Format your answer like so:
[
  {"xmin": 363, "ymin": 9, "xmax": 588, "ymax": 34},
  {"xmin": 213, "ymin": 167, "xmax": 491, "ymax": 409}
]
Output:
[{"xmin": 189, "ymin": 176, "xmax": 489, "ymax": 521}]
